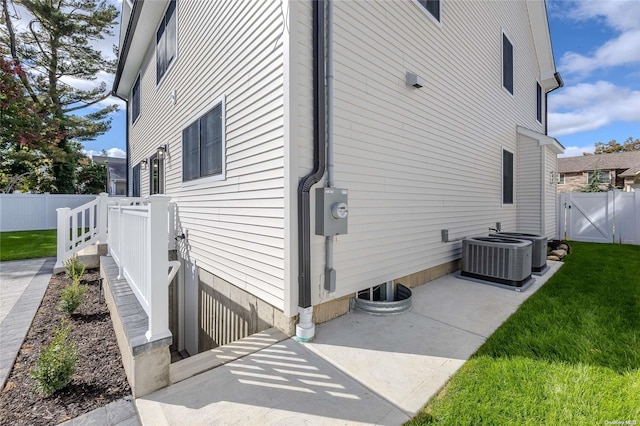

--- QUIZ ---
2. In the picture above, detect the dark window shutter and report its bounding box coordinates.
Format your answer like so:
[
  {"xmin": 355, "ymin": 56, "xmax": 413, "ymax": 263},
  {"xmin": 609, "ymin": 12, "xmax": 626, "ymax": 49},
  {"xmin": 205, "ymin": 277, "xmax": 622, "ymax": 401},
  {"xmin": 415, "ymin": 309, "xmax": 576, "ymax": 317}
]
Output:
[{"xmin": 536, "ymin": 83, "xmax": 542, "ymax": 122}]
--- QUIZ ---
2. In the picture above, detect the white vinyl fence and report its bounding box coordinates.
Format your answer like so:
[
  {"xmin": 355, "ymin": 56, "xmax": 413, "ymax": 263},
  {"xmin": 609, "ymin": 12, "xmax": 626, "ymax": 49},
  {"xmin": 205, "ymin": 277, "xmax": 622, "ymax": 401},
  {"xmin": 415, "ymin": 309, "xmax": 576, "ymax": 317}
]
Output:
[
  {"xmin": 0, "ymin": 193, "xmax": 97, "ymax": 232},
  {"xmin": 558, "ymin": 191, "xmax": 640, "ymax": 244}
]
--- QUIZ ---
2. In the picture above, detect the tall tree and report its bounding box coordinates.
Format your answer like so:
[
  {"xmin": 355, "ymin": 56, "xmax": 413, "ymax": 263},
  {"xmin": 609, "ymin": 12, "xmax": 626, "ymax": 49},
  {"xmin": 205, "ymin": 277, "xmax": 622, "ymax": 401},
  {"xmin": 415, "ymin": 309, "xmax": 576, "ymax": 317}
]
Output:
[
  {"xmin": 0, "ymin": 57, "xmax": 63, "ymax": 192},
  {"xmin": 1, "ymin": 0, "xmax": 118, "ymax": 193},
  {"xmin": 594, "ymin": 137, "xmax": 640, "ymax": 154}
]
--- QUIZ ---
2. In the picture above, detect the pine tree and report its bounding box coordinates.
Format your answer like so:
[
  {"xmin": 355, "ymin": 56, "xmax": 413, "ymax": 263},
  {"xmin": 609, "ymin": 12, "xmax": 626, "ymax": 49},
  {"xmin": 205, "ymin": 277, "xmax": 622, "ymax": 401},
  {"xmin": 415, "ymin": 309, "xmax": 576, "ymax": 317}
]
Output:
[{"xmin": 1, "ymin": 0, "xmax": 119, "ymax": 193}]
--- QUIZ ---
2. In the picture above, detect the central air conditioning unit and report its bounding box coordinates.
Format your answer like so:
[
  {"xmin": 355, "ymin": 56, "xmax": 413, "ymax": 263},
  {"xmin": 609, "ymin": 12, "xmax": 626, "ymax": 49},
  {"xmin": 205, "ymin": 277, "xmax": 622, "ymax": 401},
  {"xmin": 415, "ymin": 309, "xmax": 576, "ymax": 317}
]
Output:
[
  {"xmin": 461, "ymin": 237, "xmax": 533, "ymax": 288},
  {"xmin": 489, "ymin": 232, "xmax": 548, "ymax": 275}
]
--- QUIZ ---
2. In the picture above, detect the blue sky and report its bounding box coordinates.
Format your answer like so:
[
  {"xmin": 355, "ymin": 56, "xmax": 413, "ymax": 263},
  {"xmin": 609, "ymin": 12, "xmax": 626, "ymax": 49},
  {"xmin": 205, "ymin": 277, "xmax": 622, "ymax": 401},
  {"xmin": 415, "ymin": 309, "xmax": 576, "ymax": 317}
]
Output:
[{"xmin": 85, "ymin": 0, "xmax": 640, "ymax": 159}]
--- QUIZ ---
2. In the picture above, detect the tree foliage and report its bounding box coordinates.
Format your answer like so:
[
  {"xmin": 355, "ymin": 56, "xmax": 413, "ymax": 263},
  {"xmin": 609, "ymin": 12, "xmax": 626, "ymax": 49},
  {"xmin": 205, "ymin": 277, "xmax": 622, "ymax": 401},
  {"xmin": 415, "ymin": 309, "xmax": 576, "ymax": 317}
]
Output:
[
  {"xmin": 593, "ymin": 137, "xmax": 640, "ymax": 154},
  {"xmin": 1, "ymin": 0, "xmax": 119, "ymax": 193}
]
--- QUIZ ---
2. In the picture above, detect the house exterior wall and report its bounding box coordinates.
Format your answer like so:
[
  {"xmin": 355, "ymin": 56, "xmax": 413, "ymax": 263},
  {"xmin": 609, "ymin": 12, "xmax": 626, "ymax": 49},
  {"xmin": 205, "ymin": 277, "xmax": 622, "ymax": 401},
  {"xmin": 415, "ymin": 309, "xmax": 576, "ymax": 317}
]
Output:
[
  {"xmin": 558, "ymin": 172, "xmax": 584, "ymax": 192},
  {"xmin": 516, "ymin": 133, "xmax": 542, "ymax": 234},
  {"xmin": 544, "ymin": 146, "xmax": 558, "ymax": 238},
  {"xmin": 294, "ymin": 0, "xmax": 551, "ymax": 306},
  {"xmin": 127, "ymin": 1, "xmax": 288, "ymax": 312}
]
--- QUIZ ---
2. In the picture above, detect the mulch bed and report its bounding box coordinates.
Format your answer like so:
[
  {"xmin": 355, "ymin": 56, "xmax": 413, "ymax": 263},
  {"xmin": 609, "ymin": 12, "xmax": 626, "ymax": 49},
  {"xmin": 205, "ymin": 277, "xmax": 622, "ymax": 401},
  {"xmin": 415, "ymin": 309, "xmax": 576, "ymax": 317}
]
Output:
[{"xmin": 0, "ymin": 269, "xmax": 130, "ymax": 425}]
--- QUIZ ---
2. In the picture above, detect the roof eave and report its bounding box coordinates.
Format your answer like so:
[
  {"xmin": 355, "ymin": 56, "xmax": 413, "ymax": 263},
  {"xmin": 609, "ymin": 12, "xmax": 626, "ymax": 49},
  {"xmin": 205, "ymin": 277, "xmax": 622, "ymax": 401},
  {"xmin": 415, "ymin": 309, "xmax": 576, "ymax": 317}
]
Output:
[{"xmin": 112, "ymin": 0, "xmax": 169, "ymax": 99}]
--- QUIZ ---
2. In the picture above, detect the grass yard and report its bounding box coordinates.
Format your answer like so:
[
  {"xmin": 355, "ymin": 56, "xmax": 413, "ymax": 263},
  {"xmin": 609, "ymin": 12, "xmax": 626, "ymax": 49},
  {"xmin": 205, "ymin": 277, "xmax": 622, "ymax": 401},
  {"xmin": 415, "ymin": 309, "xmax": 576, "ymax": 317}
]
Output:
[
  {"xmin": 408, "ymin": 242, "xmax": 640, "ymax": 425},
  {"xmin": 0, "ymin": 229, "xmax": 57, "ymax": 261}
]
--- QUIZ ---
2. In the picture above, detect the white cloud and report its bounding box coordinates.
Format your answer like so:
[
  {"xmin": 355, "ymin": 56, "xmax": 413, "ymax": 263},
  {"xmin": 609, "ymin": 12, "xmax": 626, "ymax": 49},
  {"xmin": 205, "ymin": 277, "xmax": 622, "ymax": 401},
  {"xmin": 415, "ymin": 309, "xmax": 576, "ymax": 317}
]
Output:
[
  {"xmin": 548, "ymin": 81, "xmax": 640, "ymax": 137},
  {"xmin": 558, "ymin": 146, "xmax": 594, "ymax": 158},
  {"xmin": 559, "ymin": 1, "xmax": 640, "ymax": 77},
  {"xmin": 84, "ymin": 148, "xmax": 126, "ymax": 159}
]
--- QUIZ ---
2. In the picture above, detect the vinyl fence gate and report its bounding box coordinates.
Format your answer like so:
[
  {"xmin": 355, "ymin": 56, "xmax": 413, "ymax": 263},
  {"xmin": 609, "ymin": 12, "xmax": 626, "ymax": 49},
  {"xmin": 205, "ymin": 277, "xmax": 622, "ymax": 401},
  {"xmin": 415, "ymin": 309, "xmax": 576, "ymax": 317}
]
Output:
[{"xmin": 558, "ymin": 191, "xmax": 640, "ymax": 245}]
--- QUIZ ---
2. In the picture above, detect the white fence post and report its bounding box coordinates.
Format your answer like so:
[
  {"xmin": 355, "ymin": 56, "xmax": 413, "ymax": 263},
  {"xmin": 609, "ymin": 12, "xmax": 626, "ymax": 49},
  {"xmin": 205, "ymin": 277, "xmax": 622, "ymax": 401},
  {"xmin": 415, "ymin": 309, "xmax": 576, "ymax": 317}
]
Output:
[
  {"xmin": 55, "ymin": 207, "xmax": 70, "ymax": 271},
  {"xmin": 636, "ymin": 191, "xmax": 640, "ymax": 244},
  {"xmin": 146, "ymin": 195, "xmax": 172, "ymax": 341},
  {"xmin": 97, "ymin": 192, "xmax": 109, "ymax": 243}
]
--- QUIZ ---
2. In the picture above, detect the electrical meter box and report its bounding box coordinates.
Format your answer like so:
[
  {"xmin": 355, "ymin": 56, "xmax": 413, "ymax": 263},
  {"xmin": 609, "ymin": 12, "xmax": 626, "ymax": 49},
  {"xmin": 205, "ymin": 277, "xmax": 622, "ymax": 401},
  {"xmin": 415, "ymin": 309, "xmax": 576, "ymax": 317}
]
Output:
[{"xmin": 315, "ymin": 187, "xmax": 348, "ymax": 236}]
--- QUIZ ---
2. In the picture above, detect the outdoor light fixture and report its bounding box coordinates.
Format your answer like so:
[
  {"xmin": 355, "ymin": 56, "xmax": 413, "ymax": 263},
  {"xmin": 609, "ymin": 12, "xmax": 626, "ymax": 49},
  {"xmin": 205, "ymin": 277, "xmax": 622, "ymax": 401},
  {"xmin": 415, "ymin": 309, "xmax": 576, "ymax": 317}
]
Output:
[
  {"xmin": 140, "ymin": 158, "xmax": 148, "ymax": 170},
  {"xmin": 157, "ymin": 145, "xmax": 167, "ymax": 160}
]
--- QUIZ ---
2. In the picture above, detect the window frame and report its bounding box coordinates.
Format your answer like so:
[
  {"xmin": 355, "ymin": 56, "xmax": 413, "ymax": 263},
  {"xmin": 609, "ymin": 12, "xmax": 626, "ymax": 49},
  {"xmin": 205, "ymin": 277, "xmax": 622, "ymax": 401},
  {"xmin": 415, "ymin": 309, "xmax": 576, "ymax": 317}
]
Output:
[
  {"xmin": 149, "ymin": 153, "xmax": 165, "ymax": 195},
  {"xmin": 413, "ymin": 0, "xmax": 441, "ymax": 24},
  {"xmin": 131, "ymin": 163, "xmax": 141, "ymax": 197},
  {"xmin": 558, "ymin": 173, "xmax": 565, "ymax": 185},
  {"xmin": 502, "ymin": 148, "xmax": 514, "ymax": 205},
  {"xmin": 587, "ymin": 170, "xmax": 611, "ymax": 184},
  {"xmin": 181, "ymin": 95, "xmax": 226, "ymax": 187},
  {"xmin": 156, "ymin": 0, "xmax": 177, "ymax": 86},
  {"xmin": 502, "ymin": 32, "xmax": 514, "ymax": 95},
  {"xmin": 131, "ymin": 74, "xmax": 141, "ymax": 125},
  {"xmin": 536, "ymin": 82, "xmax": 542, "ymax": 123}
]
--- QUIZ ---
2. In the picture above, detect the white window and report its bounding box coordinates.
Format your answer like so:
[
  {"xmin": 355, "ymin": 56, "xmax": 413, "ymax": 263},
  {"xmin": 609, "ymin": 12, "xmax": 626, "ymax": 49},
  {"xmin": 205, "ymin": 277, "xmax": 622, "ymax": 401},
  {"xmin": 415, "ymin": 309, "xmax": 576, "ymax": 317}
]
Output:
[
  {"xmin": 558, "ymin": 173, "xmax": 565, "ymax": 185},
  {"xmin": 131, "ymin": 75, "xmax": 141, "ymax": 124},
  {"xmin": 416, "ymin": 0, "xmax": 440, "ymax": 22},
  {"xmin": 182, "ymin": 97, "xmax": 225, "ymax": 183},
  {"xmin": 503, "ymin": 33, "xmax": 513, "ymax": 94},
  {"xmin": 156, "ymin": 0, "xmax": 177, "ymax": 84},
  {"xmin": 503, "ymin": 149, "xmax": 514, "ymax": 204}
]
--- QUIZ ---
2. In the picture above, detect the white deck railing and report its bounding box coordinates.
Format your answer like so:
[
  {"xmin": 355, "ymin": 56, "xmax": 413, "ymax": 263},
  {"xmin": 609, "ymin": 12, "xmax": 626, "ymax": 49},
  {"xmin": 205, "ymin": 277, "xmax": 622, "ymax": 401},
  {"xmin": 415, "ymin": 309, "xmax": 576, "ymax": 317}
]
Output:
[
  {"xmin": 55, "ymin": 193, "xmax": 109, "ymax": 271},
  {"xmin": 107, "ymin": 195, "xmax": 180, "ymax": 341}
]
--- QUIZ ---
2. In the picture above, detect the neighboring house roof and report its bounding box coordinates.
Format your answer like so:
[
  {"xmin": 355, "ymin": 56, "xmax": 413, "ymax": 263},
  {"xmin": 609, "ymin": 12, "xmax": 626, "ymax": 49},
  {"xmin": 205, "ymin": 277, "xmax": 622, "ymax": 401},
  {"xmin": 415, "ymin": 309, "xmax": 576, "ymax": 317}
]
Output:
[
  {"xmin": 558, "ymin": 151, "xmax": 640, "ymax": 177},
  {"xmin": 92, "ymin": 155, "xmax": 127, "ymax": 183},
  {"xmin": 109, "ymin": 161, "xmax": 127, "ymax": 182}
]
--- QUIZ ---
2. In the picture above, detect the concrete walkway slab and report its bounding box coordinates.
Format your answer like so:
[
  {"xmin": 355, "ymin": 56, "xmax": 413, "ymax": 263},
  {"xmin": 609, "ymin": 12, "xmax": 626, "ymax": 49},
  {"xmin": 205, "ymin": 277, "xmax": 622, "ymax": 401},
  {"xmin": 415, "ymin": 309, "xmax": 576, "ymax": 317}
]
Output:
[
  {"xmin": 305, "ymin": 261, "xmax": 563, "ymax": 415},
  {"xmin": 0, "ymin": 257, "xmax": 55, "ymax": 389},
  {"xmin": 137, "ymin": 338, "xmax": 409, "ymax": 425},
  {"xmin": 136, "ymin": 261, "xmax": 563, "ymax": 425}
]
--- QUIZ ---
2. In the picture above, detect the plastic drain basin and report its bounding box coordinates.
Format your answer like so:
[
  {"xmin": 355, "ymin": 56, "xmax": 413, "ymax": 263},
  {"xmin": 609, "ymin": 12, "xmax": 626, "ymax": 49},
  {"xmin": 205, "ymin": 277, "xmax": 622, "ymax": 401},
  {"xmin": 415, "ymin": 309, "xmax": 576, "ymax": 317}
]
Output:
[{"xmin": 352, "ymin": 284, "xmax": 412, "ymax": 315}]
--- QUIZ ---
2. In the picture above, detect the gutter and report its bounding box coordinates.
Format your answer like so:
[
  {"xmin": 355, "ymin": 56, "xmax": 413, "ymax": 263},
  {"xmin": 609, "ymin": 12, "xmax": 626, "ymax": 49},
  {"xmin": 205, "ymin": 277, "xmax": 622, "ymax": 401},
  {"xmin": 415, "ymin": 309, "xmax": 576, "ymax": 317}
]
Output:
[
  {"xmin": 112, "ymin": 0, "xmax": 144, "ymax": 96},
  {"xmin": 544, "ymin": 72, "xmax": 563, "ymax": 135},
  {"xmin": 296, "ymin": 0, "xmax": 326, "ymax": 339}
]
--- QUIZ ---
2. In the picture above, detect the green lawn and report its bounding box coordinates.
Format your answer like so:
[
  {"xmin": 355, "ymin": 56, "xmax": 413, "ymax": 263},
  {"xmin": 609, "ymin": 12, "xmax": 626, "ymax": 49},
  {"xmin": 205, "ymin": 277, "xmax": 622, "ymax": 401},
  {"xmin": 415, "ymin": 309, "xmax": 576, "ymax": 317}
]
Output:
[
  {"xmin": 0, "ymin": 229, "xmax": 57, "ymax": 261},
  {"xmin": 408, "ymin": 242, "xmax": 640, "ymax": 425}
]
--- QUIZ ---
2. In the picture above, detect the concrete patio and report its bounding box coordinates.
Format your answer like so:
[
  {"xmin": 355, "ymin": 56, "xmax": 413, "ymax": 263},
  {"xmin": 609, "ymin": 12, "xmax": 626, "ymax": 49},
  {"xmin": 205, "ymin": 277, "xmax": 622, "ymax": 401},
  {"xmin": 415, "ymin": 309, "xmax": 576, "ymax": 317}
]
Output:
[{"xmin": 136, "ymin": 260, "xmax": 563, "ymax": 425}]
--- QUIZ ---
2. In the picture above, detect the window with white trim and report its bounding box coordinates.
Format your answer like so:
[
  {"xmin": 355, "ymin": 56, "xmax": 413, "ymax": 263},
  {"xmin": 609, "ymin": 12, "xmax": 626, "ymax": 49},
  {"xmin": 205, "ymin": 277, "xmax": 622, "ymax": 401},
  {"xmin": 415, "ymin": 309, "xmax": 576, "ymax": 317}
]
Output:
[
  {"xmin": 156, "ymin": 0, "xmax": 177, "ymax": 84},
  {"xmin": 558, "ymin": 173, "xmax": 565, "ymax": 185},
  {"xmin": 150, "ymin": 153, "xmax": 164, "ymax": 194},
  {"xmin": 182, "ymin": 99, "xmax": 225, "ymax": 182},
  {"xmin": 536, "ymin": 82, "xmax": 542, "ymax": 123},
  {"xmin": 503, "ymin": 149, "xmax": 514, "ymax": 204},
  {"xmin": 132, "ymin": 163, "xmax": 141, "ymax": 197},
  {"xmin": 503, "ymin": 33, "xmax": 513, "ymax": 94},
  {"xmin": 131, "ymin": 75, "xmax": 140, "ymax": 124},
  {"xmin": 417, "ymin": 0, "xmax": 440, "ymax": 22},
  {"xmin": 587, "ymin": 170, "xmax": 611, "ymax": 184}
]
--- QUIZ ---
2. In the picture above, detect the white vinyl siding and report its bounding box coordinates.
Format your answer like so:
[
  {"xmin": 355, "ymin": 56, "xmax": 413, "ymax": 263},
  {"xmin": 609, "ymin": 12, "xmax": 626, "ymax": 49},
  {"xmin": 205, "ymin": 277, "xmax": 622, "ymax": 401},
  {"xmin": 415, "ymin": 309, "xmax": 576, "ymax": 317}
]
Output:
[
  {"xmin": 296, "ymin": 0, "xmax": 547, "ymax": 304},
  {"xmin": 516, "ymin": 133, "xmax": 541, "ymax": 234},
  {"xmin": 544, "ymin": 147, "xmax": 558, "ymax": 239},
  {"xmin": 128, "ymin": 0, "xmax": 286, "ymax": 310}
]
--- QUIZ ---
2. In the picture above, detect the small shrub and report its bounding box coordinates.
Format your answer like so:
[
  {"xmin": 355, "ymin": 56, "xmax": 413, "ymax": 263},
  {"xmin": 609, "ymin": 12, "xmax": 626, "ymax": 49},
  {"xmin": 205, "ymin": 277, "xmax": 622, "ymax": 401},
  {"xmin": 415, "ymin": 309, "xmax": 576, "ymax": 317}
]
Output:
[
  {"xmin": 64, "ymin": 256, "xmax": 86, "ymax": 281},
  {"xmin": 29, "ymin": 319, "xmax": 77, "ymax": 396},
  {"xmin": 58, "ymin": 277, "xmax": 88, "ymax": 315}
]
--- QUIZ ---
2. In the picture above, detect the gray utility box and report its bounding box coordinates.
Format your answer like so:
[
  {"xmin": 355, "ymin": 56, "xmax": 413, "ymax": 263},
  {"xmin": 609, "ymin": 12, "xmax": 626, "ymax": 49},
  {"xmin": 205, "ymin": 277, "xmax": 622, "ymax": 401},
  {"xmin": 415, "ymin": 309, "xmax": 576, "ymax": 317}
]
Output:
[
  {"xmin": 489, "ymin": 232, "xmax": 548, "ymax": 274},
  {"xmin": 315, "ymin": 187, "xmax": 348, "ymax": 236}
]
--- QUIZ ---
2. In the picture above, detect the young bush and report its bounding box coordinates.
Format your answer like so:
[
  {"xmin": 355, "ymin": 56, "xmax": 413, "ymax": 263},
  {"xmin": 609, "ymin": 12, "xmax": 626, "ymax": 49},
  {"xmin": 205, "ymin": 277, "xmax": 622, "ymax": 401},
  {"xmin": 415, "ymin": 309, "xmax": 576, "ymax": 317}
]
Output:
[
  {"xmin": 64, "ymin": 256, "xmax": 85, "ymax": 281},
  {"xmin": 59, "ymin": 277, "xmax": 88, "ymax": 315},
  {"xmin": 29, "ymin": 319, "xmax": 77, "ymax": 396}
]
